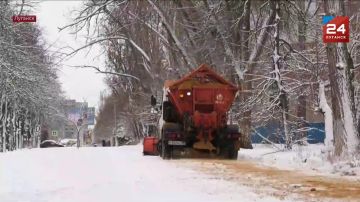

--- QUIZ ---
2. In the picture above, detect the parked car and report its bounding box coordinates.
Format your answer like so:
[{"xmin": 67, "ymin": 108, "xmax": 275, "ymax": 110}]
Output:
[
  {"xmin": 40, "ymin": 140, "xmax": 64, "ymax": 148},
  {"xmin": 59, "ymin": 138, "xmax": 77, "ymax": 147}
]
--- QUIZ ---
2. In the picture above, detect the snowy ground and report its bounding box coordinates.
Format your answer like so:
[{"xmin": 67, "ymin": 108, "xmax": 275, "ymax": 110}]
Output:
[
  {"xmin": 0, "ymin": 145, "xmax": 282, "ymax": 202},
  {"xmin": 1, "ymin": 145, "xmax": 359, "ymax": 202}
]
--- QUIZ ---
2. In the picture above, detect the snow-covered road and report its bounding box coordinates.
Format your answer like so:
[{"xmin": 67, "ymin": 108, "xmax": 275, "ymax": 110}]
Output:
[
  {"xmin": 1, "ymin": 145, "xmax": 359, "ymax": 202},
  {"xmin": 0, "ymin": 145, "xmax": 281, "ymax": 202}
]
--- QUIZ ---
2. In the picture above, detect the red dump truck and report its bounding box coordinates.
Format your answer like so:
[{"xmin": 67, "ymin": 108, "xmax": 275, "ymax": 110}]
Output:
[{"xmin": 143, "ymin": 64, "xmax": 250, "ymax": 159}]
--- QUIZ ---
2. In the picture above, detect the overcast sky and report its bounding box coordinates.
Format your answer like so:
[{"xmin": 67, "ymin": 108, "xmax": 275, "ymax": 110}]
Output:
[{"xmin": 36, "ymin": 1, "xmax": 107, "ymax": 108}]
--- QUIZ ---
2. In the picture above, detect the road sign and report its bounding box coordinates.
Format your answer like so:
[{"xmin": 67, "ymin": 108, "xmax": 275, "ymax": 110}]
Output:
[
  {"xmin": 35, "ymin": 126, "xmax": 40, "ymax": 133},
  {"xmin": 52, "ymin": 130, "xmax": 58, "ymax": 137}
]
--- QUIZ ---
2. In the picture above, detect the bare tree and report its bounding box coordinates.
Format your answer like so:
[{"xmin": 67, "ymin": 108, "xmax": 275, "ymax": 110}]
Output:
[
  {"xmin": 0, "ymin": 1, "xmax": 63, "ymax": 152},
  {"xmin": 323, "ymin": 0, "xmax": 359, "ymax": 156}
]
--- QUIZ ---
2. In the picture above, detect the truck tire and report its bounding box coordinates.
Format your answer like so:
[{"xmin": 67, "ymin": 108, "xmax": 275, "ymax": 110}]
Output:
[
  {"xmin": 227, "ymin": 142, "xmax": 239, "ymax": 159},
  {"xmin": 221, "ymin": 142, "xmax": 238, "ymax": 160},
  {"xmin": 226, "ymin": 125, "xmax": 253, "ymax": 149},
  {"xmin": 161, "ymin": 122, "xmax": 181, "ymax": 159},
  {"xmin": 161, "ymin": 138, "xmax": 171, "ymax": 159},
  {"xmin": 157, "ymin": 140, "xmax": 163, "ymax": 157}
]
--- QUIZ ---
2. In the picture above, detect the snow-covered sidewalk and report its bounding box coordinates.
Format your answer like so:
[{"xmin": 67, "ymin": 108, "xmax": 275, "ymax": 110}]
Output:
[{"xmin": 0, "ymin": 145, "xmax": 281, "ymax": 202}]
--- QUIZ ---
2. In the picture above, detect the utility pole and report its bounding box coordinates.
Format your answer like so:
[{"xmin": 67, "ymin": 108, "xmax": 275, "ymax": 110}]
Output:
[
  {"xmin": 76, "ymin": 119, "xmax": 82, "ymax": 148},
  {"xmin": 114, "ymin": 99, "xmax": 117, "ymax": 146},
  {"xmin": 114, "ymin": 102, "xmax": 116, "ymax": 134},
  {"xmin": 75, "ymin": 102, "xmax": 88, "ymax": 148}
]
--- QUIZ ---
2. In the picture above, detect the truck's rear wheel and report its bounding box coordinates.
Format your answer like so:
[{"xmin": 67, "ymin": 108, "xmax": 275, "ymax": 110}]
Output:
[
  {"xmin": 220, "ymin": 141, "xmax": 238, "ymax": 160},
  {"xmin": 157, "ymin": 140, "xmax": 163, "ymax": 157},
  {"xmin": 226, "ymin": 124, "xmax": 253, "ymax": 149},
  {"xmin": 224, "ymin": 147, "xmax": 238, "ymax": 159},
  {"xmin": 227, "ymin": 143, "xmax": 239, "ymax": 159},
  {"xmin": 161, "ymin": 138, "xmax": 171, "ymax": 159},
  {"xmin": 161, "ymin": 122, "xmax": 182, "ymax": 159}
]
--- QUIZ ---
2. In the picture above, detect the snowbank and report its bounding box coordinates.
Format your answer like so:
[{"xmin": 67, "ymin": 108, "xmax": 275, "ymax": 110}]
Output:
[{"xmin": 238, "ymin": 144, "xmax": 360, "ymax": 179}]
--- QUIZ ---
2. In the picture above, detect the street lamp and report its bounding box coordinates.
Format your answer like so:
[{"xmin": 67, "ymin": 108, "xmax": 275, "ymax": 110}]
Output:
[
  {"xmin": 75, "ymin": 117, "xmax": 88, "ymax": 148},
  {"xmin": 76, "ymin": 118, "xmax": 83, "ymax": 148}
]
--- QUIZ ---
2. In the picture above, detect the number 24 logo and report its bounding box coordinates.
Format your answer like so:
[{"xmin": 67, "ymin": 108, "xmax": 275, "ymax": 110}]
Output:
[{"xmin": 326, "ymin": 23, "xmax": 346, "ymax": 34}]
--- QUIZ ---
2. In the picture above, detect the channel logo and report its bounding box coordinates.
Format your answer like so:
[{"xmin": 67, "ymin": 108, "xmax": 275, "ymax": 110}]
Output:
[
  {"xmin": 322, "ymin": 16, "xmax": 349, "ymax": 43},
  {"xmin": 12, "ymin": 15, "xmax": 36, "ymax": 23}
]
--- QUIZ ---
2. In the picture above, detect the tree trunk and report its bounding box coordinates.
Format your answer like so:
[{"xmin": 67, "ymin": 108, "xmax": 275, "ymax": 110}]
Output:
[
  {"xmin": 238, "ymin": 0, "xmax": 276, "ymax": 146},
  {"xmin": 132, "ymin": 118, "xmax": 141, "ymax": 140},
  {"xmin": 336, "ymin": 42, "xmax": 359, "ymax": 154},
  {"xmin": 34, "ymin": 112, "xmax": 40, "ymax": 147},
  {"xmin": 296, "ymin": 0, "xmax": 307, "ymax": 144},
  {"xmin": 11, "ymin": 101, "xmax": 17, "ymax": 151},
  {"xmin": 272, "ymin": 0, "xmax": 290, "ymax": 149},
  {"xmin": 174, "ymin": 0, "xmax": 201, "ymax": 62},
  {"xmin": 319, "ymin": 82, "xmax": 334, "ymax": 149},
  {"xmin": 2, "ymin": 96, "xmax": 7, "ymax": 152},
  {"xmin": 0, "ymin": 92, "xmax": 4, "ymax": 151},
  {"xmin": 325, "ymin": 42, "xmax": 345, "ymax": 155},
  {"xmin": 203, "ymin": 0, "xmax": 242, "ymax": 78},
  {"xmin": 239, "ymin": 0, "xmax": 253, "ymax": 148},
  {"xmin": 16, "ymin": 119, "xmax": 20, "ymax": 149},
  {"xmin": 323, "ymin": 0, "xmax": 359, "ymax": 156},
  {"xmin": 147, "ymin": 0, "xmax": 196, "ymax": 69},
  {"xmin": 19, "ymin": 117, "xmax": 24, "ymax": 149}
]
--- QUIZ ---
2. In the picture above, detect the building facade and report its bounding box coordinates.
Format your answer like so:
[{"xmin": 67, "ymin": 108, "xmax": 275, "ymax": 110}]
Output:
[{"xmin": 46, "ymin": 99, "xmax": 95, "ymax": 145}]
